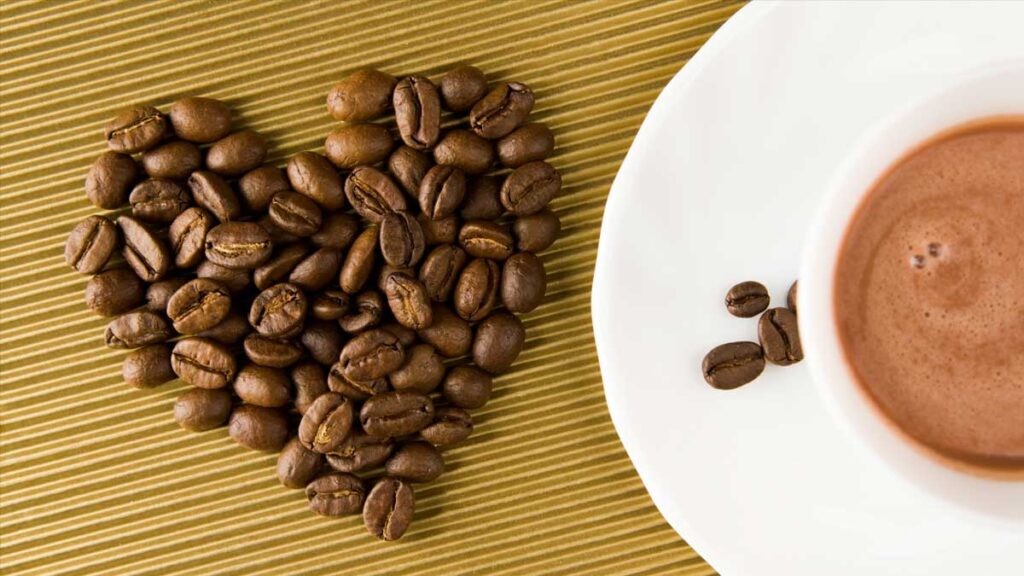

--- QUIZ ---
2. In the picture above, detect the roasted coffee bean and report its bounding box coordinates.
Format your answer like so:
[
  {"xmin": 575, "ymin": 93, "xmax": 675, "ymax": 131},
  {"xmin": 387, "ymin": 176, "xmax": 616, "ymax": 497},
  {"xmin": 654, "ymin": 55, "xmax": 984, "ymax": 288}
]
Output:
[
  {"xmin": 286, "ymin": 151, "xmax": 345, "ymax": 210},
  {"xmin": 339, "ymin": 290, "xmax": 384, "ymax": 334},
  {"xmin": 312, "ymin": 290, "xmax": 351, "ymax": 321},
  {"xmin": 129, "ymin": 179, "xmax": 191, "ymax": 223},
  {"xmin": 85, "ymin": 268, "xmax": 144, "ymax": 316},
  {"xmin": 385, "ymin": 442, "xmax": 443, "ymax": 483},
  {"xmin": 442, "ymin": 365, "xmax": 492, "ymax": 409},
  {"xmin": 205, "ymin": 222, "xmax": 272, "ymax": 269},
  {"xmin": 168, "ymin": 96, "xmax": 232, "ymax": 143},
  {"xmin": 254, "ymin": 243, "xmax": 308, "ymax": 290},
  {"xmin": 460, "ymin": 176, "xmax": 504, "ymax": 220},
  {"xmin": 440, "ymin": 65, "xmax": 488, "ymax": 112},
  {"xmin": 244, "ymin": 334, "xmax": 304, "ymax": 368},
  {"xmin": 166, "ymin": 278, "xmax": 231, "ymax": 334},
  {"xmin": 299, "ymin": 392, "xmax": 354, "ymax": 453},
  {"xmin": 512, "ymin": 209, "xmax": 560, "ymax": 252},
  {"xmin": 382, "ymin": 322, "xmax": 418, "ymax": 348},
  {"xmin": 454, "ymin": 258, "xmax": 501, "ymax": 321},
  {"xmin": 325, "ymin": 124, "xmax": 393, "ymax": 169},
  {"xmin": 364, "ymin": 477, "xmax": 414, "ymax": 541},
  {"xmin": 311, "ymin": 212, "xmax": 359, "ymax": 249},
  {"xmin": 339, "ymin": 226, "xmax": 379, "ymax": 293},
  {"xmin": 418, "ymin": 165, "xmax": 466, "ymax": 220},
  {"xmin": 360, "ymin": 391, "xmax": 434, "ymax": 437},
  {"xmin": 306, "ymin": 473, "xmax": 365, "ymax": 517},
  {"xmin": 501, "ymin": 252, "xmax": 546, "ymax": 313},
  {"xmin": 301, "ymin": 320, "xmax": 344, "ymax": 366},
  {"xmin": 206, "ymin": 130, "xmax": 267, "ymax": 176},
  {"xmin": 419, "ymin": 244, "xmax": 468, "ymax": 303},
  {"xmin": 758, "ymin": 307, "xmax": 803, "ymax": 366},
  {"xmin": 345, "ymin": 167, "xmax": 406, "ymax": 223},
  {"xmin": 289, "ymin": 248, "xmax": 341, "ymax": 292},
  {"xmin": 328, "ymin": 363, "xmax": 389, "ymax": 400},
  {"xmin": 86, "ymin": 151, "xmax": 138, "ymax": 209},
  {"xmin": 497, "ymin": 123, "xmax": 554, "ymax": 168},
  {"xmin": 788, "ymin": 280, "xmax": 799, "ymax": 314},
  {"xmin": 169, "ymin": 207, "xmax": 214, "ymax": 268},
  {"xmin": 257, "ymin": 214, "xmax": 302, "ymax": 245},
  {"xmin": 417, "ymin": 213, "xmax": 459, "ymax": 245},
  {"xmin": 105, "ymin": 105, "xmax": 167, "ymax": 153},
  {"xmin": 419, "ymin": 407, "xmax": 473, "ymax": 446},
  {"xmin": 501, "ymin": 160, "xmax": 560, "ymax": 215},
  {"xmin": 387, "ymin": 146, "xmax": 432, "ymax": 198},
  {"xmin": 326, "ymin": 69, "xmax": 396, "ymax": 122},
  {"xmin": 459, "ymin": 220, "xmax": 513, "ymax": 261},
  {"xmin": 249, "ymin": 283, "xmax": 307, "ymax": 338},
  {"xmin": 469, "ymin": 82, "xmax": 534, "ymax": 139},
  {"xmin": 144, "ymin": 277, "xmax": 188, "ymax": 313},
  {"xmin": 197, "ymin": 310, "xmax": 250, "ymax": 344},
  {"xmin": 188, "ymin": 171, "xmax": 241, "ymax": 222},
  {"xmin": 269, "ymin": 191, "xmax": 322, "ymax": 237},
  {"xmin": 701, "ymin": 342, "xmax": 765, "ymax": 389},
  {"xmin": 66, "ymin": 215, "xmax": 119, "ymax": 274},
  {"xmin": 433, "ymin": 129, "xmax": 494, "ymax": 174},
  {"xmin": 228, "ymin": 405, "xmax": 290, "ymax": 451},
  {"xmin": 197, "ymin": 260, "xmax": 251, "ymax": 293},
  {"xmin": 291, "ymin": 360, "xmax": 328, "ymax": 414},
  {"xmin": 325, "ymin": 428, "xmax": 393, "ymax": 472},
  {"xmin": 105, "ymin": 311, "xmax": 171, "ymax": 349},
  {"xmin": 339, "ymin": 328, "xmax": 405, "ymax": 383},
  {"xmin": 239, "ymin": 165, "xmax": 290, "ymax": 212},
  {"xmin": 122, "ymin": 344, "xmax": 175, "ymax": 388},
  {"xmin": 234, "ymin": 364, "xmax": 292, "ymax": 408},
  {"xmin": 377, "ymin": 264, "xmax": 415, "ymax": 292},
  {"xmin": 384, "ymin": 273, "xmax": 433, "ymax": 329},
  {"xmin": 394, "ymin": 76, "xmax": 440, "ymax": 150},
  {"xmin": 278, "ymin": 437, "xmax": 324, "ymax": 489},
  {"xmin": 473, "ymin": 311, "xmax": 525, "ymax": 374},
  {"xmin": 171, "ymin": 337, "xmax": 237, "ymax": 388},
  {"xmin": 417, "ymin": 304, "xmax": 472, "ymax": 358},
  {"xmin": 379, "ymin": 210, "xmax": 425, "ymax": 267},
  {"xmin": 174, "ymin": 387, "xmax": 233, "ymax": 432},
  {"xmin": 725, "ymin": 281, "xmax": 770, "ymax": 318},
  {"xmin": 141, "ymin": 140, "xmax": 202, "ymax": 180},
  {"xmin": 389, "ymin": 344, "xmax": 444, "ymax": 394}
]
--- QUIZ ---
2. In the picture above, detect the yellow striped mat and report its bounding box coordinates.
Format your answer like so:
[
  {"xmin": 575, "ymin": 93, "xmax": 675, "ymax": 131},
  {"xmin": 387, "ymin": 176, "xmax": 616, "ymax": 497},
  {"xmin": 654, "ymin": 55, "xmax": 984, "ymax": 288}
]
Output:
[{"xmin": 0, "ymin": 1, "xmax": 742, "ymax": 574}]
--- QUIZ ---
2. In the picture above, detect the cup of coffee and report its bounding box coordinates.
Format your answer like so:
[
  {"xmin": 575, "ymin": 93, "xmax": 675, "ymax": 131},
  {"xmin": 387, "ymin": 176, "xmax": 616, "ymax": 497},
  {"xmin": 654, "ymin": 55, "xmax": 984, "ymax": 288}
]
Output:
[{"xmin": 799, "ymin": 61, "xmax": 1024, "ymax": 525}]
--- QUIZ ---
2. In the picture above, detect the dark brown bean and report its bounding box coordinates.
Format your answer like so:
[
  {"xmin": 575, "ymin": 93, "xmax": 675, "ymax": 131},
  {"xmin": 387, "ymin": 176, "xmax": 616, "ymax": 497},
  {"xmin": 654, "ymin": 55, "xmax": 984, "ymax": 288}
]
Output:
[
  {"xmin": 338, "ymin": 290, "xmax": 384, "ymax": 334},
  {"xmin": 384, "ymin": 273, "xmax": 433, "ymax": 330},
  {"xmin": 311, "ymin": 212, "xmax": 360, "ymax": 250},
  {"xmin": 289, "ymin": 248, "xmax": 342, "ymax": 292},
  {"xmin": 169, "ymin": 207, "xmax": 214, "ymax": 268},
  {"xmin": 118, "ymin": 215, "xmax": 171, "ymax": 281},
  {"xmin": 416, "ymin": 304, "xmax": 472, "ymax": 358},
  {"xmin": 174, "ymin": 387, "xmax": 233, "ymax": 432},
  {"xmin": 204, "ymin": 222, "xmax": 272, "ymax": 269},
  {"xmin": 439, "ymin": 65, "xmax": 488, "ymax": 112},
  {"xmin": 188, "ymin": 171, "xmax": 241, "ymax": 222},
  {"xmin": 168, "ymin": 96, "xmax": 232, "ymax": 143},
  {"xmin": 144, "ymin": 277, "xmax": 188, "ymax": 313},
  {"xmin": 379, "ymin": 210, "xmax": 425, "ymax": 267},
  {"xmin": 287, "ymin": 151, "xmax": 346, "ymax": 211},
  {"xmin": 85, "ymin": 151, "xmax": 138, "ymax": 209},
  {"xmin": 300, "ymin": 320, "xmax": 344, "ymax": 366},
  {"xmin": 244, "ymin": 334, "xmax": 304, "ymax": 368},
  {"xmin": 228, "ymin": 405, "xmax": 290, "ymax": 451},
  {"xmin": 326, "ymin": 69, "xmax": 396, "ymax": 122},
  {"xmin": 328, "ymin": 363, "xmax": 389, "ymax": 401},
  {"xmin": 299, "ymin": 392, "xmax": 354, "ymax": 453},
  {"xmin": 388, "ymin": 344, "xmax": 444, "ymax": 394},
  {"xmin": 105, "ymin": 311, "xmax": 171, "ymax": 349},
  {"xmin": 325, "ymin": 428, "xmax": 393, "ymax": 472},
  {"xmin": 171, "ymin": 337, "xmax": 237, "ymax": 388},
  {"xmin": 196, "ymin": 310, "xmax": 251, "ymax": 344},
  {"xmin": 254, "ymin": 243, "xmax": 308, "ymax": 291},
  {"xmin": 338, "ymin": 328, "xmax": 405, "ymax": 383},
  {"xmin": 206, "ymin": 130, "xmax": 267, "ymax": 176},
  {"xmin": 363, "ymin": 477, "xmax": 415, "ymax": 541},
  {"xmin": 85, "ymin": 268, "xmax": 145, "ymax": 316},
  {"xmin": 339, "ymin": 226, "xmax": 378, "ymax": 294},
  {"xmin": 239, "ymin": 166, "xmax": 290, "ymax": 212},
  {"xmin": 460, "ymin": 175, "xmax": 504, "ymax": 220},
  {"xmin": 105, "ymin": 105, "xmax": 167, "ymax": 153},
  {"xmin": 307, "ymin": 473, "xmax": 365, "ymax": 517},
  {"xmin": 249, "ymin": 283, "xmax": 307, "ymax": 338},
  {"xmin": 418, "ymin": 165, "xmax": 466, "ymax": 220},
  {"xmin": 166, "ymin": 278, "xmax": 231, "ymax": 334},
  {"xmin": 469, "ymin": 82, "xmax": 534, "ymax": 139},
  {"xmin": 325, "ymin": 124, "xmax": 394, "ymax": 169},
  {"xmin": 269, "ymin": 191, "xmax": 322, "ymax": 237},
  {"xmin": 122, "ymin": 344, "xmax": 175, "ymax": 388},
  {"xmin": 419, "ymin": 244, "xmax": 467, "ymax": 303},
  {"xmin": 417, "ymin": 213, "xmax": 460, "ymax": 245},
  {"xmin": 433, "ymin": 129, "xmax": 495, "ymax": 174},
  {"xmin": 442, "ymin": 365, "xmax": 493, "ymax": 409},
  {"xmin": 496, "ymin": 123, "xmax": 555, "ymax": 168},
  {"xmin": 454, "ymin": 258, "xmax": 501, "ymax": 322},
  {"xmin": 394, "ymin": 76, "xmax": 440, "ymax": 150},
  {"xmin": 291, "ymin": 360, "xmax": 329, "ymax": 414},
  {"xmin": 387, "ymin": 146, "xmax": 432, "ymax": 198},
  {"xmin": 512, "ymin": 209, "xmax": 560, "ymax": 252},
  {"xmin": 459, "ymin": 220, "xmax": 514, "ymax": 261},
  {"xmin": 196, "ymin": 260, "xmax": 251, "ymax": 294},
  {"xmin": 129, "ymin": 179, "xmax": 191, "ymax": 223},
  {"xmin": 311, "ymin": 290, "xmax": 351, "ymax": 321},
  {"xmin": 702, "ymin": 342, "xmax": 765, "ymax": 389},
  {"xmin": 385, "ymin": 442, "xmax": 444, "ymax": 483},
  {"xmin": 360, "ymin": 391, "xmax": 434, "ymax": 438},
  {"xmin": 234, "ymin": 364, "xmax": 292, "ymax": 408},
  {"xmin": 725, "ymin": 281, "xmax": 770, "ymax": 318},
  {"xmin": 381, "ymin": 322, "xmax": 417, "ymax": 348},
  {"xmin": 344, "ymin": 167, "xmax": 406, "ymax": 223},
  {"xmin": 66, "ymin": 215, "xmax": 119, "ymax": 274},
  {"xmin": 758, "ymin": 308, "xmax": 804, "ymax": 366},
  {"xmin": 501, "ymin": 160, "xmax": 560, "ymax": 215},
  {"xmin": 141, "ymin": 140, "xmax": 202, "ymax": 180},
  {"xmin": 501, "ymin": 252, "xmax": 546, "ymax": 313},
  {"xmin": 277, "ymin": 437, "xmax": 324, "ymax": 489},
  {"xmin": 378, "ymin": 264, "xmax": 415, "ymax": 292},
  {"xmin": 419, "ymin": 407, "xmax": 473, "ymax": 446},
  {"xmin": 472, "ymin": 311, "xmax": 525, "ymax": 374},
  {"xmin": 257, "ymin": 214, "xmax": 301, "ymax": 246}
]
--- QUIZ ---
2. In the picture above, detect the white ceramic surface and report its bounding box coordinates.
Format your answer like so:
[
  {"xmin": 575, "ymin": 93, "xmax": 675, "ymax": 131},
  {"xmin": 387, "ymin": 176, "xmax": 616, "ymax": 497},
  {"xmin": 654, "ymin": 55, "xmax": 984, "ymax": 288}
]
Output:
[{"xmin": 591, "ymin": 2, "xmax": 1024, "ymax": 575}]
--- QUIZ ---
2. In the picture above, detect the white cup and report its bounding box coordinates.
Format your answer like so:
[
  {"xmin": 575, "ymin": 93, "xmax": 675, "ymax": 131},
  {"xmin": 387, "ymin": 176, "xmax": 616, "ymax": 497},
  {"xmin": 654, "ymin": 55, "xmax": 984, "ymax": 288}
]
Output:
[{"xmin": 798, "ymin": 60, "xmax": 1024, "ymax": 527}]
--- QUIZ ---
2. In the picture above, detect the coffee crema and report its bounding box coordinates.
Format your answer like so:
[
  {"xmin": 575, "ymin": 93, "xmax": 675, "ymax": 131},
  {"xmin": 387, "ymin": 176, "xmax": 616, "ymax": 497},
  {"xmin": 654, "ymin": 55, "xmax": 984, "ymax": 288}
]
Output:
[{"xmin": 835, "ymin": 118, "xmax": 1024, "ymax": 473}]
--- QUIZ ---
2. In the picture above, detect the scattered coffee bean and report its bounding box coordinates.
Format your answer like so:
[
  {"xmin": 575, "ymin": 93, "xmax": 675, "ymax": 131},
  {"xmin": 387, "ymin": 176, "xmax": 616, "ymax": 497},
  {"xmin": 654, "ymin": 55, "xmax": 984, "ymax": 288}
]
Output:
[
  {"xmin": 339, "ymin": 290, "xmax": 385, "ymax": 334},
  {"xmin": 417, "ymin": 212, "xmax": 460, "ymax": 245},
  {"xmin": 239, "ymin": 165, "xmax": 291, "ymax": 212},
  {"xmin": 289, "ymin": 248, "xmax": 342, "ymax": 292},
  {"xmin": 122, "ymin": 344, "xmax": 175, "ymax": 388},
  {"xmin": 394, "ymin": 76, "xmax": 440, "ymax": 150},
  {"xmin": 85, "ymin": 268, "xmax": 144, "ymax": 316},
  {"xmin": 388, "ymin": 344, "xmax": 445, "ymax": 394},
  {"xmin": 105, "ymin": 310, "xmax": 171, "ymax": 349},
  {"xmin": 501, "ymin": 160, "xmax": 560, "ymax": 215},
  {"xmin": 311, "ymin": 212, "xmax": 360, "ymax": 249},
  {"xmin": 129, "ymin": 179, "xmax": 191, "ymax": 223},
  {"xmin": 105, "ymin": 105, "xmax": 167, "ymax": 153},
  {"xmin": 119, "ymin": 215, "xmax": 171, "ymax": 281},
  {"xmin": 169, "ymin": 207, "xmax": 215, "ymax": 268},
  {"xmin": 419, "ymin": 407, "xmax": 473, "ymax": 446},
  {"xmin": 433, "ymin": 129, "xmax": 495, "ymax": 174},
  {"xmin": 174, "ymin": 387, "xmax": 233, "ymax": 432},
  {"xmin": 270, "ymin": 191, "xmax": 322, "ymax": 237},
  {"xmin": 385, "ymin": 441, "xmax": 444, "ymax": 483},
  {"xmin": 278, "ymin": 437, "xmax": 324, "ymax": 489},
  {"xmin": 325, "ymin": 124, "xmax": 394, "ymax": 169},
  {"xmin": 65, "ymin": 215, "xmax": 119, "ymax": 275},
  {"xmin": 472, "ymin": 311, "xmax": 525, "ymax": 374},
  {"xmin": 287, "ymin": 151, "xmax": 346, "ymax": 211},
  {"xmin": 85, "ymin": 151, "xmax": 138, "ymax": 209},
  {"xmin": 345, "ymin": 166, "xmax": 406, "ymax": 223},
  {"xmin": 378, "ymin": 264, "xmax": 415, "ymax": 292},
  {"xmin": 244, "ymin": 334, "xmax": 304, "ymax": 368},
  {"xmin": 144, "ymin": 277, "xmax": 188, "ymax": 313},
  {"xmin": 360, "ymin": 391, "xmax": 434, "ymax": 438},
  {"xmin": 327, "ymin": 69, "xmax": 396, "ymax": 122},
  {"xmin": 702, "ymin": 342, "xmax": 765, "ymax": 390},
  {"xmin": 388, "ymin": 146, "xmax": 432, "ymax": 198},
  {"xmin": 384, "ymin": 273, "xmax": 433, "ymax": 330},
  {"xmin": 254, "ymin": 243, "xmax": 308, "ymax": 290},
  {"xmin": 234, "ymin": 364, "xmax": 292, "ymax": 408},
  {"xmin": 197, "ymin": 310, "xmax": 250, "ymax": 344},
  {"xmin": 171, "ymin": 337, "xmax": 237, "ymax": 389},
  {"xmin": 339, "ymin": 226, "xmax": 379, "ymax": 293},
  {"xmin": 206, "ymin": 130, "xmax": 267, "ymax": 176},
  {"xmin": 442, "ymin": 365, "xmax": 493, "ymax": 409},
  {"xmin": 725, "ymin": 281, "xmax": 770, "ymax": 318},
  {"xmin": 496, "ymin": 123, "xmax": 554, "ymax": 168},
  {"xmin": 788, "ymin": 280, "xmax": 799, "ymax": 314},
  {"xmin": 339, "ymin": 328, "xmax": 405, "ymax": 383},
  {"xmin": 454, "ymin": 258, "xmax": 501, "ymax": 322},
  {"xmin": 325, "ymin": 428, "xmax": 394, "ymax": 473},
  {"xmin": 459, "ymin": 220, "xmax": 513, "ymax": 261},
  {"xmin": 758, "ymin": 307, "xmax": 803, "ymax": 366},
  {"xmin": 379, "ymin": 210, "xmax": 425, "ymax": 267},
  {"xmin": 418, "ymin": 165, "xmax": 466, "ymax": 220},
  {"xmin": 299, "ymin": 392, "xmax": 354, "ymax": 453},
  {"xmin": 205, "ymin": 222, "xmax": 272, "ymax": 269},
  {"xmin": 189, "ymin": 171, "xmax": 241, "ymax": 222},
  {"xmin": 382, "ymin": 322, "xmax": 417, "ymax": 348},
  {"xmin": 460, "ymin": 176, "xmax": 504, "ymax": 220},
  {"xmin": 228, "ymin": 404, "xmax": 290, "ymax": 451},
  {"xmin": 311, "ymin": 290, "xmax": 351, "ymax": 320},
  {"xmin": 417, "ymin": 304, "xmax": 473, "ymax": 358},
  {"xmin": 328, "ymin": 363, "xmax": 389, "ymax": 400},
  {"xmin": 249, "ymin": 283, "xmax": 307, "ymax": 338},
  {"xmin": 169, "ymin": 96, "xmax": 232, "ymax": 143},
  {"xmin": 363, "ymin": 477, "xmax": 415, "ymax": 541},
  {"xmin": 291, "ymin": 360, "xmax": 329, "ymax": 415},
  {"xmin": 512, "ymin": 209, "xmax": 560, "ymax": 252},
  {"xmin": 419, "ymin": 244, "xmax": 468, "ymax": 303},
  {"xmin": 142, "ymin": 140, "xmax": 202, "ymax": 180},
  {"xmin": 501, "ymin": 252, "xmax": 546, "ymax": 313},
  {"xmin": 300, "ymin": 319, "xmax": 344, "ymax": 366},
  {"xmin": 166, "ymin": 278, "xmax": 231, "ymax": 334},
  {"xmin": 307, "ymin": 473, "xmax": 365, "ymax": 517},
  {"xmin": 196, "ymin": 259, "xmax": 252, "ymax": 293},
  {"xmin": 257, "ymin": 214, "xmax": 301, "ymax": 246},
  {"xmin": 469, "ymin": 82, "xmax": 534, "ymax": 139},
  {"xmin": 440, "ymin": 65, "xmax": 488, "ymax": 112}
]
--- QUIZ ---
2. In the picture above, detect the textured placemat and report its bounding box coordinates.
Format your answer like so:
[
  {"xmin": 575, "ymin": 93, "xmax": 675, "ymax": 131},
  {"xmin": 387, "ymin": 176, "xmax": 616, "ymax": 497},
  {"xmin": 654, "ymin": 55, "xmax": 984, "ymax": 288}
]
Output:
[{"xmin": 0, "ymin": 1, "xmax": 742, "ymax": 574}]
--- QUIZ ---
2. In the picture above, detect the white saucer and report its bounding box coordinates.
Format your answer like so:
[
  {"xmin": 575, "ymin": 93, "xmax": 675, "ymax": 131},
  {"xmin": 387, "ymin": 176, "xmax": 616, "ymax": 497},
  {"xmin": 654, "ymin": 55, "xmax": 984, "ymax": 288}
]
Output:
[{"xmin": 591, "ymin": 2, "xmax": 1024, "ymax": 575}]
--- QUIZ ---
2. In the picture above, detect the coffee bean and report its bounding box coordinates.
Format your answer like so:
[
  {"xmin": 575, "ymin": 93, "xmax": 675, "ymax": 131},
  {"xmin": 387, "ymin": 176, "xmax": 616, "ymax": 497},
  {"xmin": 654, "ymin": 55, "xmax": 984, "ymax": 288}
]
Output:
[
  {"xmin": 440, "ymin": 65, "xmax": 488, "ymax": 112},
  {"xmin": 206, "ymin": 130, "xmax": 267, "ymax": 176},
  {"xmin": 197, "ymin": 260, "xmax": 252, "ymax": 293},
  {"xmin": 228, "ymin": 405, "xmax": 290, "ymax": 451},
  {"xmin": 105, "ymin": 311, "xmax": 171, "ymax": 349},
  {"xmin": 269, "ymin": 191, "xmax": 322, "ymax": 237},
  {"xmin": 327, "ymin": 69, "xmax": 396, "ymax": 122},
  {"xmin": 419, "ymin": 407, "xmax": 473, "ymax": 446},
  {"xmin": 389, "ymin": 344, "xmax": 444, "ymax": 394},
  {"xmin": 277, "ymin": 437, "xmax": 324, "ymax": 489},
  {"xmin": 419, "ymin": 244, "xmax": 468, "ymax": 303},
  {"xmin": 171, "ymin": 337, "xmax": 237, "ymax": 388},
  {"xmin": 174, "ymin": 387, "xmax": 233, "ymax": 432},
  {"xmin": 311, "ymin": 290, "xmax": 351, "ymax": 321},
  {"xmin": 433, "ymin": 129, "xmax": 494, "ymax": 174},
  {"xmin": 788, "ymin": 280, "xmax": 799, "ymax": 314},
  {"xmin": 254, "ymin": 243, "xmax": 308, "ymax": 290},
  {"xmin": 257, "ymin": 214, "xmax": 302, "ymax": 246},
  {"xmin": 300, "ymin": 320, "xmax": 344, "ymax": 366},
  {"xmin": 501, "ymin": 252, "xmax": 546, "ymax": 313},
  {"xmin": 286, "ymin": 151, "xmax": 346, "ymax": 210},
  {"xmin": 299, "ymin": 392, "xmax": 354, "ymax": 453},
  {"xmin": 239, "ymin": 165, "xmax": 290, "ymax": 212},
  {"xmin": 338, "ymin": 290, "xmax": 384, "ymax": 334},
  {"xmin": 307, "ymin": 472, "xmax": 365, "ymax": 517},
  {"xmin": 129, "ymin": 179, "xmax": 191, "ymax": 223},
  {"xmin": 512, "ymin": 209, "xmax": 560, "ymax": 252},
  {"xmin": 725, "ymin": 281, "xmax": 770, "ymax": 318},
  {"xmin": 169, "ymin": 207, "xmax": 215, "ymax": 268},
  {"xmin": 496, "ymin": 122, "xmax": 555, "ymax": 168},
  {"xmin": 166, "ymin": 278, "xmax": 231, "ymax": 334},
  {"xmin": 701, "ymin": 342, "xmax": 765, "ymax": 389},
  {"xmin": 188, "ymin": 170, "xmax": 241, "ymax": 222},
  {"xmin": 168, "ymin": 96, "xmax": 232, "ymax": 143},
  {"xmin": 469, "ymin": 82, "xmax": 534, "ymax": 139},
  {"xmin": 385, "ymin": 442, "xmax": 444, "ymax": 483},
  {"xmin": 122, "ymin": 344, "xmax": 175, "ymax": 388},
  {"xmin": 105, "ymin": 105, "xmax": 167, "ymax": 153},
  {"xmin": 339, "ymin": 328, "xmax": 405, "ymax": 383},
  {"xmin": 454, "ymin": 258, "xmax": 501, "ymax": 321},
  {"xmin": 249, "ymin": 283, "xmax": 307, "ymax": 338},
  {"xmin": 144, "ymin": 277, "xmax": 188, "ymax": 313},
  {"xmin": 460, "ymin": 176, "xmax": 504, "ymax": 220},
  {"xmin": 311, "ymin": 212, "xmax": 359, "ymax": 250},
  {"xmin": 345, "ymin": 167, "xmax": 406, "ymax": 223},
  {"xmin": 416, "ymin": 213, "xmax": 459, "ymax": 245},
  {"xmin": 66, "ymin": 215, "xmax": 119, "ymax": 274},
  {"xmin": 205, "ymin": 222, "xmax": 272, "ymax": 269},
  {"xmin": 459, "ymin": 220, "xmax": 513, "ymax": 261},
  {"xmin": 85, "ymin": 268, "xmax": 145, "ymax": 317},
  {"xmin": 85, "ymin": 151, "xmax": 138, "ymax": 209},
  {"xmin": 384, "ymin": 273, "xmax": 433, "ymax": 330},
  {"xmin": 325, "ymin": 428, "xmax": 393, "ymax": 472},
  {"xmin": 387, "ymin": 146, "xmax": 432, "ymax": 198},
  {"xmin": 473, "ymin": 311, "xmax": 525, "ymax": 374},
  {"xmin": 291, "ymin": 360, "xmax": 328, "ymax": 414},
  {"xmin": 758, "ymin": 307, "xmax": 803, "ymax": 366},
  {"xmin": 360, "ymin": 391, "xmax": 434, "ymax": 437},
  {"xmin": 289, "ymin": 248, "xmax": 342, "ymax": 292},
  {"xmin": 501, "ymin": 160, "xmax": 560, "ymax": 215},
  {"xmin": 197, "ymin": 310, "xmax": 250, "ymax": 344},
  {"xmin": 244, "ymin": 334, "xmax": 304, "ymax": 368},
  {"xmin": 394, "ymin": 76, "xmax": 440, "ymax": 150},
  {"xmin": 234, "ymin": 364, "xmax": 292, "ymax": 408},
  {"xmin": 363, "ymin": 477, "xmax": 415, "ymax": 541},
  {"xmin": 141, "ymin": 140, "xmax": 202, "ymax": 180},
  {"xmin": 417, "ymin": 304, "xmax": 472, "ymax": 358},
  {"xmin": 328, "ymin": 363, "xmax": 389, "ymax": 400},
  {"xmin": 339, "ymin": 226, "xmax": 379, "ymax": 294},
  {"xmin": 325, "ymin": 124, "xmax": 394, "ymax": 169},
  {"xmin": 442, "ymin": 366, "xmax": 493, "ymax": 409},
  {"xmin": 418, "ymin": 165, "xmax": 466, "ymax": 220},
  {"xmin": 379, "ymin": 211, "xmax": 425, "ymax": 268}
]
